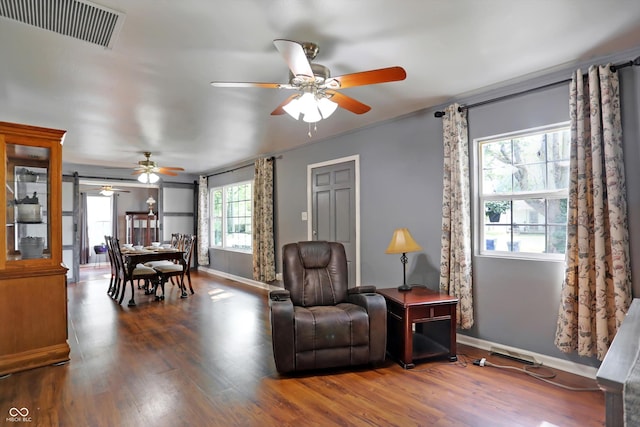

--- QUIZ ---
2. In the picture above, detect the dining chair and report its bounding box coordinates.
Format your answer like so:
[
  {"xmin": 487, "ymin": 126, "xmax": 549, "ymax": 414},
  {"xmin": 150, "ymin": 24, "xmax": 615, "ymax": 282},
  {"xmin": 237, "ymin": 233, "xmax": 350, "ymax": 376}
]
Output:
[
  {"xmin": 152, "ymin": 234, "xmax": 195, "ymax": 298},
  {"xmin": 112, "ymin": 238, "xmax": 160, "ymax": 305},
  {"xmin": 143, "ymin": 233, "xmax": 181, "ymax": 276},
  {"xmin": 104, "ymin": 235, "xmax": 119, "ymax": 297}
]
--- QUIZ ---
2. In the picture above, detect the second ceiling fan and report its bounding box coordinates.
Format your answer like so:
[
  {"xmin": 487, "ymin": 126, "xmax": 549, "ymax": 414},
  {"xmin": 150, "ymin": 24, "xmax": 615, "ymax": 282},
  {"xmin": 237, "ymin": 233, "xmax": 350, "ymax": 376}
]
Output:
[{"xmin": 211, "ymin": 39, "xmax": 407, "ymax": 124}]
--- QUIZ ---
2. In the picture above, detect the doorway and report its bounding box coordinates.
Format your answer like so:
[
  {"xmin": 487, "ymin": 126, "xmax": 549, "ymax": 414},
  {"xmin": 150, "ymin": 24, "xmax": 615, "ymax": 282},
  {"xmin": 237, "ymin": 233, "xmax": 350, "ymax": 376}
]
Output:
[
  {"xmin": 85, "ymin": 195, "xmax": 112, "ymax": 265},
  {"xmin": 307, "ymin": 155, "xmax": 360, "ymax": 286}
]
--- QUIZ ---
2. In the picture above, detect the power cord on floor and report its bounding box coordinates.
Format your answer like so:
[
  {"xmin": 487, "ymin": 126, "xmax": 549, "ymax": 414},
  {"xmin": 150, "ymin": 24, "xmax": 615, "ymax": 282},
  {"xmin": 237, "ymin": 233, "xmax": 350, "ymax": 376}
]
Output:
[
  {"xmin": 407, "ymin": 353, "xmax": 473, "ymax": 373},
  {"xmin": 473, "ymin": 357, "xmax": 601, "ymax": 392}
]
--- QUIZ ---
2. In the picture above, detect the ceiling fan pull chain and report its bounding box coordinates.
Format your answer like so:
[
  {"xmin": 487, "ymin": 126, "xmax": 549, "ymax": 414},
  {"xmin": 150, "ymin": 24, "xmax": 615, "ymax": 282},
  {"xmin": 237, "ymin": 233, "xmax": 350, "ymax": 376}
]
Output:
[{"xmin": 307, "ymin": 122, "xmax": 319, "ymax": 138}]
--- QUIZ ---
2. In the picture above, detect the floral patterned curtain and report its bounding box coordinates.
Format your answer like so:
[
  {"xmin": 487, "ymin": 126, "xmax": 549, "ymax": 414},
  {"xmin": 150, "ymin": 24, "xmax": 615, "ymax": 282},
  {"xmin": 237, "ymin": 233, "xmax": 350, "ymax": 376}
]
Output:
[
  {"xmin": 554, "ymin": 65, "xmax": 632, "ymax": 361},
  {"xmin": 252, "ymin": 158, "xmax": 275, "ymax": 282},
  {"xmin": 197, "ymin": 175, "xmax": 210, "ymax": 265},
  {"xmin": 439, "ymin": 103, "xmax": 474, "ymax": 329}
]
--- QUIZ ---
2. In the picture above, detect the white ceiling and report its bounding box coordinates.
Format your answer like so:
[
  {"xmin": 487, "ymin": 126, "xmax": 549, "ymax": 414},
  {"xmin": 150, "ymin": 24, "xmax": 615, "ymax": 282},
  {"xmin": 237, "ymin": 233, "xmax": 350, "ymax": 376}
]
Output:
[{"xmin": 2, "ymin": 0, "xmax": 640, "ymax": 176}]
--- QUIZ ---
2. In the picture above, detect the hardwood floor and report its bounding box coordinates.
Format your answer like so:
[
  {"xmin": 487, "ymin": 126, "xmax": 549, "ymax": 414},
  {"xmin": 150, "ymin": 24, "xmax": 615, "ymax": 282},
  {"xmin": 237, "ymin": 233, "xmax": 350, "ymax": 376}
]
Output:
[{"xmin": 0, "ymin": 268, "xmax": 604, "ymax": 426}]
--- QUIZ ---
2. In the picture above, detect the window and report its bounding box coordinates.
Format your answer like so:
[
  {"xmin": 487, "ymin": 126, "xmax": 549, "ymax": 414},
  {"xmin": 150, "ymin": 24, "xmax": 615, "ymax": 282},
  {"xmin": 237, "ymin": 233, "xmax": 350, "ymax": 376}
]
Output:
[
  {"xmin": 210, "ymin": 181, "xmax": 252, "ymax": 252},
  {"xmin": 87, "ymin": 195, "xmax": 112, "ymax": 249},
  {"xmin": 477, "ymin": 124, "xmax": 570, "ymax": 259}
]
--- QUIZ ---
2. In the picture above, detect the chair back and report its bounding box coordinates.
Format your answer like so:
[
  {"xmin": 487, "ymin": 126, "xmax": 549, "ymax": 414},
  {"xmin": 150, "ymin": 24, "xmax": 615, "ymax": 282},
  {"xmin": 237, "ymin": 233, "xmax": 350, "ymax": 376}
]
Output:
[
  {"xmin": 171, "ymin": 233, "xmax": 184, "ymax": 250},
  {"xmin": 110, "ymin": 237, "xmax": 127, "ymax": 278},
  {"xmin": 104, "ymin": 235, "xmax": 115, "ymax": 271},
  {"xmin": 282, "ymin": 241, "xmax": 349, "ymax": 307},
  {"xmin": 182, "ymin": 234, "xmax": 195, "ymax": 268}
]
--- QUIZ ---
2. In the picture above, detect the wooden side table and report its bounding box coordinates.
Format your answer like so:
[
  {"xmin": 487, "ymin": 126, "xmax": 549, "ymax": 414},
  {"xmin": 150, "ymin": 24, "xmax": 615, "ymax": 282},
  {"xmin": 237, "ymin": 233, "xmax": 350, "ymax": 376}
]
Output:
[{"xmin": 377, "ymin": 287, "xmax": 458, "ymax": 369}]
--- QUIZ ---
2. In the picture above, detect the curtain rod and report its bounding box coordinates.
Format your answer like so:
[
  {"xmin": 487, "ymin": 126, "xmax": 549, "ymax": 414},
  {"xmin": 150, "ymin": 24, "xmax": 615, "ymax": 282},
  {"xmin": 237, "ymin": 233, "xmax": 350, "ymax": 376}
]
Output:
[
  {"xmin": 206, "ymin": 156, "xmax": 274, "ymax": 178},
  {"xmin": 434, "ymin": 55, "xmax": 640, "ymax": 117}
]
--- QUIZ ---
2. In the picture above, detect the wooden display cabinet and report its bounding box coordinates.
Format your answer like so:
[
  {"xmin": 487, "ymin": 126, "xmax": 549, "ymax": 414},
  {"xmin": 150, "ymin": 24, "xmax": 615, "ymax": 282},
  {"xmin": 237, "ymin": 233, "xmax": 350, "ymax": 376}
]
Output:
[
  {"xmin": 126, "ymin": 211, "xmax": 159, "ymax": 246},
  {"xmin": 0, "ymin": 121, "xmax": 69, "ymax": 376}
]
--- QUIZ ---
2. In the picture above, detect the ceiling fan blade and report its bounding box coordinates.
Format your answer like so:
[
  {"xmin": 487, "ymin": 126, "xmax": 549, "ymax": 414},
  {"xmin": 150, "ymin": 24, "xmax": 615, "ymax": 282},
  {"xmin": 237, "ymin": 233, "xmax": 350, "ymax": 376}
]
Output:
[
  {"xmin": 156, "ymin": 168, "xmax": 179, "ymax": 176},
  {"xmin": 271, "ymin": 94, "xmax": 299, "ymax": 115},
  {"xmin": 326, "ymin": 66, "xmax": 406, "ymax": 89},
  {"xmin": 132, "ymin": 170, "xmax": 144, "ymax": 175},
  {"xmin": 273, "ymin": 39, "xmax": 314, "ymax": 78},
  {"xmin": 157, "ymin": 166, "xmax": 184, "ymax": 171},
  {"xmin": 326, "ymin": 91, "xmax": 371, "ymax": 114},
  {"xmin": 210, "ymin": 81, "xmax": 286, "ymax": 89}
]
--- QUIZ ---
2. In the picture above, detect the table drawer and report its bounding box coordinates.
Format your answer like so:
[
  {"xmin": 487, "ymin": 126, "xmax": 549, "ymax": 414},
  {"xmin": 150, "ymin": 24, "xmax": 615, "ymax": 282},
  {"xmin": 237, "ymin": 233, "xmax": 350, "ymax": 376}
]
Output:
[{"xmin": 409, "ymin": 303, "xmax": 452, "ymax": 321}]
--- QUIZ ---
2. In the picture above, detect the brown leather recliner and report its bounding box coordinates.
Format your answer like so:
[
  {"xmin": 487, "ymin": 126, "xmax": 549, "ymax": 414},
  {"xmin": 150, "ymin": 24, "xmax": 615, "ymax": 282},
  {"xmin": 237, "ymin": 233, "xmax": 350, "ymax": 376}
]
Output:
[{"xmin": 269, "ymin": 241, "xmax": 387, "ymax": 373}]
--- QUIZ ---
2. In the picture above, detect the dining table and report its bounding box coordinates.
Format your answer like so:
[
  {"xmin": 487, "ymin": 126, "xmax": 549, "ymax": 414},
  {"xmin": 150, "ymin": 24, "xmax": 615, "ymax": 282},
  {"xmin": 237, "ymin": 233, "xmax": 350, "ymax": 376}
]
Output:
[{"xmin": 121, "ymin": 246, "xmax": 186, "ymax": 305}]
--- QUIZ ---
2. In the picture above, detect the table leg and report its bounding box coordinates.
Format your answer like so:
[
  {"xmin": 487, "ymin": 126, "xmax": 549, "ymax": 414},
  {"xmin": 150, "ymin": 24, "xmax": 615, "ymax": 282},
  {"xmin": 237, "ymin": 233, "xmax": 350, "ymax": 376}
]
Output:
[
  {"xmin": 449, "ymin": 305, "xmax": 457, "ymax": 361},
  {"xmin": 402, "ymin": 311, "xmax": 414, "ymax": 369}
]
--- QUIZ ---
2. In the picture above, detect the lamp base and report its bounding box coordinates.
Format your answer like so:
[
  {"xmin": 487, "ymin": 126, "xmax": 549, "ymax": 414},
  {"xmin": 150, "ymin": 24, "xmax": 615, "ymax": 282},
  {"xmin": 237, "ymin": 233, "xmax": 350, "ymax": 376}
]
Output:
[{"xmin": 397, "ymin": 283, "xmax": 413, "ymax": 292}]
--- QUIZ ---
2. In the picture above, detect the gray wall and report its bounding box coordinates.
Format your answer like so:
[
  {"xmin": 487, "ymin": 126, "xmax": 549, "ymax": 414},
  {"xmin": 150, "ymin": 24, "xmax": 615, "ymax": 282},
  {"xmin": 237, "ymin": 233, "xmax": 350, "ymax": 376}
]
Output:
[{"xmin": 207, "ymin": 49, "xmax": 640, "ymax": 366}]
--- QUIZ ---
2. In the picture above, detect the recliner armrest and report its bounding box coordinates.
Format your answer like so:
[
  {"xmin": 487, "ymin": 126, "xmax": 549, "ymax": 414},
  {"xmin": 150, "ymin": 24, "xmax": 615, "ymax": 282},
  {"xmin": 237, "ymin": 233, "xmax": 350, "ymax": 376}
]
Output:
[
  {"xmin": 269, "ymin": 289, "xmax": 290, "ymax": 301},
  {"xmin": 347, "ymin": 290, "xmax": 387, "ymax": 365},
  {"xmin": 269, "ymin": 289, "xmax": 295, "ymax": 374},
  {"xmin": 347, "ymin": 285, "xmax": 377, "ymax": 295}
]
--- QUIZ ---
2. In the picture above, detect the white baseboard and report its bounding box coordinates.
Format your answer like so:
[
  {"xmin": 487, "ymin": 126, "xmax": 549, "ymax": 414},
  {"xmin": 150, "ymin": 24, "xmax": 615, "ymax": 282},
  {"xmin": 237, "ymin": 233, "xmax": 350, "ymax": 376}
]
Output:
[
  {"xmin": 457, "ymin": 334, "xmax": 599, "ymax": 379},
  {"xmin": 198, "ymin": 267, "xmax": 280, "ymax": 292}
]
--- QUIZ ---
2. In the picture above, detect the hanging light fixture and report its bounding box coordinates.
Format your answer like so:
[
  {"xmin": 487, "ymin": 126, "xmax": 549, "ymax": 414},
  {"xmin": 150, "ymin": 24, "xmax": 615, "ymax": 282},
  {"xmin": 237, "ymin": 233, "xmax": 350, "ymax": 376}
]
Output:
[
  {"xmin": 138, "ymin": 172, "xmax": 159, "ymax": 184},
  {"xmin": 283, "ymin": 88, "xmax": 338, "ymax": 123},
  {"xmin": 99, "ymin": 189, "xmax": 114, "ymax": 197}
]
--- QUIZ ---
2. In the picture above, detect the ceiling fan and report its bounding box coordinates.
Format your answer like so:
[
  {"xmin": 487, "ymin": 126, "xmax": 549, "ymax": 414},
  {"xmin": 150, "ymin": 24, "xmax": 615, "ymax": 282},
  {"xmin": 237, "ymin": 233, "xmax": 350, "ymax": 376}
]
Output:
[
  {"xmin": 210, "ymin": 39, "xmax": 407, "ymax": 125},
  {"xmin": 132, "ymin": 152, "xmax": 184, "ymax": 183},
  {"xmin": 83, "ymin": 185, "xmax": 131, "ymax": 197}
]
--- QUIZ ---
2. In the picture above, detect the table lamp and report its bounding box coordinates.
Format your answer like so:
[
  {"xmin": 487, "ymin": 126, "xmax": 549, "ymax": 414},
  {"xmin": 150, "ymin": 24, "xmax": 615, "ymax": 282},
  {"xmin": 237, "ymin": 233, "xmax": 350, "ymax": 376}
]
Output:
[
  {"xmin": 385, "ymin": 228, "xmax": 422, "ymax": 291},
  {"xmin": 146, "ymin": 196, "xmax": 156, "ymax": 215}
]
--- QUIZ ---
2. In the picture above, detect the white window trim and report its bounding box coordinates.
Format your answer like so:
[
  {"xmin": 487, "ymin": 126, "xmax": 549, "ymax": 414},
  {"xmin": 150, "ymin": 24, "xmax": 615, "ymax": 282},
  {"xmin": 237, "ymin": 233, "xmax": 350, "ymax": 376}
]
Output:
[
  {"xmin": 473, "ymin": 122, "xmax": 570, "ymax": 261},
  {"xmin": 210, "ymin": 180, "xmax": 253, "ymax": 254}
]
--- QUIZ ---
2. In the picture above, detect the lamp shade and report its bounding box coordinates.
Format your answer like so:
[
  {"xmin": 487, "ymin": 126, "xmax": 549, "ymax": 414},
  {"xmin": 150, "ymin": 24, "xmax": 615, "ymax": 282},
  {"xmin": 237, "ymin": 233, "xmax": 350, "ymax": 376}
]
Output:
[
  {"xmin": 99, "ymin": 189, "xmax": 113, "ymax": 197},
  {"xmin": 385, "ymin": 228, "xmax": 422, "ymax": 254},
  {"xmin": 138, "ymin": 172, "xmax": 159, "ymax": 184},
  {"xmin": 317, "ymin": 97, "xmax": 338, "ymax": 118},
  {"xmin": 282, "ymin": 96, "xmax": 301, "ymax": 120}
]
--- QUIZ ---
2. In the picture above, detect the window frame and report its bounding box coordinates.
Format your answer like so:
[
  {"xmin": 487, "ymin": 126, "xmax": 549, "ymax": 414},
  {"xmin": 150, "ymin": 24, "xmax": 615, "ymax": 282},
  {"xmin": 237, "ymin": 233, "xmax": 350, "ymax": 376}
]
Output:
[
  {"xmin": 209, "ymin": 180, "xmax": 253, "ymax": 253},
  {"xmin": 474, "ymin": 122, "xmax": 570, "ymax": 261}
]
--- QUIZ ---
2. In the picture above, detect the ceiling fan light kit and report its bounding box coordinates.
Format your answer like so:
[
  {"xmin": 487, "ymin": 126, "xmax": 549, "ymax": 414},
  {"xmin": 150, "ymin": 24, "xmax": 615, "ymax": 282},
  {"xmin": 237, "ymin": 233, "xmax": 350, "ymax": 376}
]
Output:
[
  {"xmin": 282, "ymin": 90, "xmax": 339, "ymax": 123},
  {"xmin": 210, "ymin": 39, "xmax": 406, "ymax": 132},
  {"xmin": 132, "ymin": 152, "xmax": 184, "ymax": 183},
  {"xmin": 138, "ymin": 172, "xmax": 160, "ymax": 184}
]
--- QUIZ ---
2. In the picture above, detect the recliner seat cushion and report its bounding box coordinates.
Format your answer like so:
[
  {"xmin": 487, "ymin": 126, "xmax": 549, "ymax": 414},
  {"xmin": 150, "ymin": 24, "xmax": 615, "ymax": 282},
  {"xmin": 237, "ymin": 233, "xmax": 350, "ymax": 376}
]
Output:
[{"xmin": 294, "ymin": 303, "xmax": 369, "ymax": 352}]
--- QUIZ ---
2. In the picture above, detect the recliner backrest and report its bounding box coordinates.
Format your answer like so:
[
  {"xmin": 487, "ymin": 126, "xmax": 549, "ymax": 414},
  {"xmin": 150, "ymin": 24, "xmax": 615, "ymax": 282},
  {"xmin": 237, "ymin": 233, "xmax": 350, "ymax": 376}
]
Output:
[{"xmin": 282, "ymin": 241, "xmax": 348, "ymax": 307}]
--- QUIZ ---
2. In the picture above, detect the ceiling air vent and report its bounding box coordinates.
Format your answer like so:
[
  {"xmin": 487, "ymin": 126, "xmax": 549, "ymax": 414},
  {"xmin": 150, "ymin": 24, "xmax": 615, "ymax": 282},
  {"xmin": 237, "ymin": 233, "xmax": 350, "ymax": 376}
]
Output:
[{"xmin": 0, "ymin": 0, "xmax": 125, "ymax": 49}]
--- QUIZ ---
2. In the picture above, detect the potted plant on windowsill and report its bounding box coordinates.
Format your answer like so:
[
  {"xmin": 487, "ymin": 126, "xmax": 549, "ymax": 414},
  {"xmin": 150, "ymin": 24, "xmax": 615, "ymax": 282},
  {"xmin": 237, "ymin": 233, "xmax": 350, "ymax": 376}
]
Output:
[{"xmin": 485, "ymin": 201, "xmax": 509, "ymax": 223}]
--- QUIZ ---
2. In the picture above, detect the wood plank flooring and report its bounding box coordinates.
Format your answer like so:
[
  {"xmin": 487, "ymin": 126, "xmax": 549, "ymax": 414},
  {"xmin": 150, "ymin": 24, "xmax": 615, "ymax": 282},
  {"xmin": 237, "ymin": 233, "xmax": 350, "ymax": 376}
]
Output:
[{"xmin": 0, "ymin": 267, "xmax": 604, "ymax": 426}]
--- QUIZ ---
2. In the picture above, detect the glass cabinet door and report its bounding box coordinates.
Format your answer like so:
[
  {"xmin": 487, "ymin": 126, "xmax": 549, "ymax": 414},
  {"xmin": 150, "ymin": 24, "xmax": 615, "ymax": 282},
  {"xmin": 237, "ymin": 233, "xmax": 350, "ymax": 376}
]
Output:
[{"xmin": 6, "ymin": 144, "xmax": 51, "ymax": 260}]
